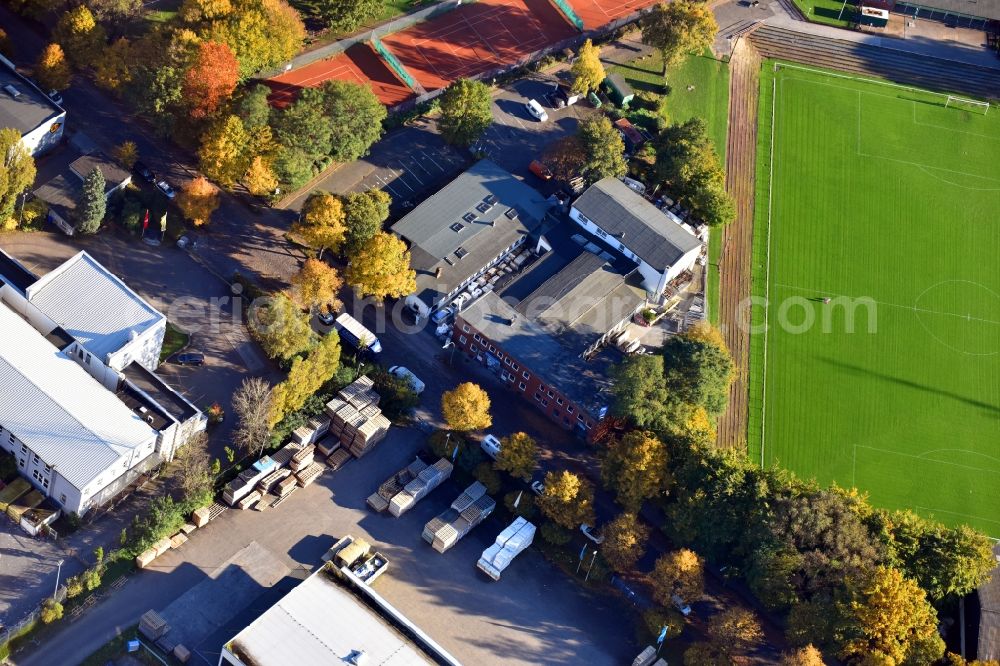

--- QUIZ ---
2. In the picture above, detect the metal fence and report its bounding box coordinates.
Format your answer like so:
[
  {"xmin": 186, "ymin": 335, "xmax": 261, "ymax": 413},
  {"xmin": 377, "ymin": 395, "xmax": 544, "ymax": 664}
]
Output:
[{"xmin": 1, "ymin": 585, "xmax": 66, "ymax": 651}]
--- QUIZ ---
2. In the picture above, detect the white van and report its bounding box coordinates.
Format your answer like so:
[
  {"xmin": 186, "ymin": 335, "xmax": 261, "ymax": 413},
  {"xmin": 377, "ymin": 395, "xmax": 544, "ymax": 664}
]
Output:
[
  {"xmin": 525, "ymin": 99, "xmax": 548, "ymax": 122},
  {"xmin": 480, "ymin": 434, "xmax": 502, "ymax": 459}
]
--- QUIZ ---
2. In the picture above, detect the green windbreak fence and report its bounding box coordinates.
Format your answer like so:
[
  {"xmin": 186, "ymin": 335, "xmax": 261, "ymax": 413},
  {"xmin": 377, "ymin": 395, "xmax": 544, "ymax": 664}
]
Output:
[
  {"xmin": 550, "ymin": 0, "xmax": 585, "ymax": 31},
  {"xmin": 370, "ymin": 36, "xmax": 418, "ymax": 91}
]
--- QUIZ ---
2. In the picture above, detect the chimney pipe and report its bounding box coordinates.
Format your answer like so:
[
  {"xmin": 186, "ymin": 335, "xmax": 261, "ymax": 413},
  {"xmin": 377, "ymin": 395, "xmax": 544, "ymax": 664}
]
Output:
[{"xmin": 435, "ymin": 266, "xmax": 443, "ymax": 279}]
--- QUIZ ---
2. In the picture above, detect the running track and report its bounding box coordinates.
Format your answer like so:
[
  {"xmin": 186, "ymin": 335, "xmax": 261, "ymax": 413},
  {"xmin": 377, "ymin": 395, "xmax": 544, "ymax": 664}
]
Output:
[
  {"xmin": 381, "ymin": 0, "xmax": 576, "ymax": 92},
  {"xmin": 266, "ymin": 43, "xmax": 413, "ymax": 107}
]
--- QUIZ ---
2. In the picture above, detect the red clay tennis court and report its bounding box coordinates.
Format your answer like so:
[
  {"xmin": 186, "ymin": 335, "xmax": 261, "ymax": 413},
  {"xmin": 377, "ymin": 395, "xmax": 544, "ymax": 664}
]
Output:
[
  {"xmin": 566, "ymin": 0, "xmax": 660, "ymax": 30},
  {"xmin": 266, "ymin": 43, "xmax": 413, "ymax": 108},
  {"xmin": 381, "ymin": 0, "xmax": 576, "ymax": 92}
]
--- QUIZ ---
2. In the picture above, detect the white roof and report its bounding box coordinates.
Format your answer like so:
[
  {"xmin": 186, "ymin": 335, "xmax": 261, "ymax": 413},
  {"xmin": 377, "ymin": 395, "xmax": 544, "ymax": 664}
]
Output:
[
  {"xmin": 27, "ymin": 251, "xmax": 163, "ymax": 362},
  {"xmin": 0, "ymin": 303, "xmax": 157, "ymax": 489},
  {"xmin": 230, "ymin": 571, "xmax": 448, "ymax": 666}
]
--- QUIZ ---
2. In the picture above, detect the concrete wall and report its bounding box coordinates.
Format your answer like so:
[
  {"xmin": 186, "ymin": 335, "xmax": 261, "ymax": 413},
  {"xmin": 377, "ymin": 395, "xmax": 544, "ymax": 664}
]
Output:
[{"xmin": 107, "ymin": 319, "xmax": 166, "ymax": 372}]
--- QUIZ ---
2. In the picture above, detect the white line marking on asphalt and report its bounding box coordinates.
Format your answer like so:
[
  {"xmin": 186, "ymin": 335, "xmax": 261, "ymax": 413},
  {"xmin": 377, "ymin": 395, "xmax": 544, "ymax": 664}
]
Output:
[{"xmin": 400, "ymin": 162, "xmax": 424, "ymax": 184}]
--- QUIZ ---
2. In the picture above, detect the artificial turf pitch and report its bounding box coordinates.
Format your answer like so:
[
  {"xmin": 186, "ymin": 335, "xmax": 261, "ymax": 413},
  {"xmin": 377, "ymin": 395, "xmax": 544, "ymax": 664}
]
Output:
[{"xmin": 749, "ymin": 62, "xmax": 1000, "ymax": 536}]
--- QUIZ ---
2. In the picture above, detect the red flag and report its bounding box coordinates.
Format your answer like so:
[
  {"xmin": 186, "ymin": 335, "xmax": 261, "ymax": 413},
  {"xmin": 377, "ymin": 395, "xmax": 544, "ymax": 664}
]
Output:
[{"xmin": 142, "ymin": 209, "xmax": 149, "ymax": 230}]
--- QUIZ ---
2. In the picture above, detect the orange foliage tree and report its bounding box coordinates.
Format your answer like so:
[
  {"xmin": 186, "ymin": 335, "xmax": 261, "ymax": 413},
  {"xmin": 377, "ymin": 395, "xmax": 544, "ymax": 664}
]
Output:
[
  {"xmin": 176, "ymin": 176, "xmax": 220, "ymax": 226},
  {"xmin": 182, "ymin": 41, "xmax": 239, "ymax": 119}
]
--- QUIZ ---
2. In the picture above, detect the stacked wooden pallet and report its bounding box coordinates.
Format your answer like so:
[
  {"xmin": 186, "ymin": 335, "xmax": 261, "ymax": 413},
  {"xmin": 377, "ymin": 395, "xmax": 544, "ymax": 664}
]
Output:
[
  {"xmin": 275, "ymin": 475, "xmax": 298, "ymax": 498},
  {"xmin": 327, "ymin": 448, "xmax": 352, "ymax": 471},
  {"xmin": 388, "ymin": 458, "xmax": 453, "ymax": 517},
  {"xmin": 289, "ymin": 444, "xmax": 315, "ymax": 472},
  {"xmin": 236, "ymin": 490, "xmax": 261, "ymax": 510},
  {"xmin": 270, "ymin": 441, "xmax": 303, "ymax": 467},
  {"xmin": 324, "ymin": 377, "xmax": 392, "ymax": 459},
  {"xmin": 295, "ymin": 461, "xmax": 324, "ymax": 487},
  {"xmin": 367, "ymin": 458, "xmax": 429, "ymax": 512},
  {"xmin": 257, "ymin": 468, "xmax": 291, "ymax": 495}
]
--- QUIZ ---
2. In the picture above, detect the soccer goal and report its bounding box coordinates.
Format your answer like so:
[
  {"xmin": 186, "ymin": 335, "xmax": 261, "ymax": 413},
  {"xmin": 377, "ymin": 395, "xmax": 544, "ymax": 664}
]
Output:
[{"xmin": 945, "ymin": 95, "xmax": 990, "ymax": 114}]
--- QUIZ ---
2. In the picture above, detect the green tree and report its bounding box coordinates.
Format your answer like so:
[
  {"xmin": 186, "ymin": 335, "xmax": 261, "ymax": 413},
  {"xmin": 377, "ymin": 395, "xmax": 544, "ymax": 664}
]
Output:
[
  {"xmin": 601, "ymin": 430, "xmax": 669, "ymax": 511},
  {"xmin": 537, "ymin": 470, "xmax": 595, "ymax": 530},
  {"xmin": 439, "ymin": 78, "xmax": 493, "ymax": 147},
  {"xmin": 342, "ymin": 188, "xmax": 390, "ymax": 257},
  {"xmin": 268, "ymin": 331, "xmax": 341, "ymax": 426},
  {"xmin": 40, "ymin": 598, "xmax": 63, "ymax": 624},
  {"xmin": 746, "ymin": 544, "xmax": 803, "ymax": 611},
  {"xmin": 204, "ymin": 0, "xmax": 305, "ymax": 79},
  {"xmin": 836, "ymin": 566, "xmax": 943, "ymax": 665},
  {"xmin": 611, "ymin": 354, "xmax": 674, "ymax": 433},
  {"xmin": 344, "ymin": 231, "xmax": 416, "ymax": 300},
  {"xmin": 474, "ymin": 462, "xmax": 503, "ymax": 495},
  {"xmin": 174, "ymin": 431, "xmax": 213, "ymax": 505},
  {"xmin": 292, "ymin": 192, "xmax": 347, "ymax": 258},
  {"xmin": 0, "ymin": 128, "xmax": 37, "ymax": 226},
  {"xmin": 441, "ymin": 382, "xmax": 492, "ymax": 432},
  {"xmin": 542, "ymin": 134, "xmax": 586, "ymax": 182},
  {"xmin": 493, "ymin": 432, "xmax": 537, "ymax": 481},
  {"xmin": 88, "ymin": 0, "xmax": 144, "ymax": 21},
  {"xmin": 53, "ymin": 5, "xmax": 106, "ymax": 68},
  {"xmin": 249, "ymin": 292, "xmax": 316, "ymax": 361},
  {"xmin": 600, "ymin": 512, "xmax": 649, "ymax": 573},
  {"xmin": 76, "ymin": 167, "xmax": 106, "ymax": 234},
  {"xmin": 321, "ymin": 80, "xmax": 386, "ymax": 161},
  {"xmin": 199, "ymin": 115, "xmax": 252, "ymax": 187},
  {"xmin": 35, "ymin": 43, "xmax": 71, "ymax": 91},
  {"xmin": 113, "ymin": 141, "xmax": 139, "ymax": 169},
  {"xmin": 578, "ymin": 116, "xmax": 626, "ymax": 183},
  {"xmin": 273, "ymin": 87, "xmax": 331, "ymax": 166},
  {"xmin": 273, "ymin": 145, "xmax": 314, "ymax": 189},
  {"xmin": 654, "ymin": 118, "xmax": 734, "ymax": 227},
  {"xmin": 641, "ymin": 1, "xmax": 717, "ymax": 75},
  {"xmin": 661, "ymin": 325, "xmax": 735, "ymax": 417},
  {"xmin": 315, "ymin": 0, "xmax": 380, "ymax": 31},
  {"xmin": 651, "ymin": 549, "xmax": 704, "ymax": 604},
  {"xmin": 570, "ymin": 39, "xmax": 605, "ymax": 95},
  {"xmin": 234, "ymin": 83, "xmax": 273, "ymax": 131}
]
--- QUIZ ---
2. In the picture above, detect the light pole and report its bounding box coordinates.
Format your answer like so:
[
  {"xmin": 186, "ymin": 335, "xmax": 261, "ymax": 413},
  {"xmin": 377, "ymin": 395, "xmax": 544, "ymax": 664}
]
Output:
[
  {"xmin": 584, "ymin": 550, "xmax": 598, "ymax": 581},
  {"xmin": 442, "ymin": 340, "xmax": 456, "ymax": 365},
  {"xmin": 53, "ymin": 559, "xmax": 64, "ymax": 599}
]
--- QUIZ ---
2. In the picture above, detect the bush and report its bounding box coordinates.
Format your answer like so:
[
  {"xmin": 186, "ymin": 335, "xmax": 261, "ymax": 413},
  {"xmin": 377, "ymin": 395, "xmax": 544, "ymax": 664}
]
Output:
[
  {"xmin": 40, "ymin": 599, "xmax": 63, "ymax": 624},
  {"xmin": 83, "ymin": 567, "xmax": 102, "ymax": 591},
  {"xmin": 540, "ymin": 521, "xmax": 573, "ymax": 545},
  {"xmin": 428, "ymin": 430, "xmax": 467, "ymax": 460},
  {"xmin": 65, "ymin": 575, "xmax": 84, "ymax": 599},
  {"xmin": 503, "ymin": 490, "xmax": 537, "ymax": 519},
  {"xmin": 632, "ymin": 90, "xmax": 662, "ymax": 111},
  {"xmin": 641, "ymin": 607, "xmax": 683, "ymax": 642},
  {"xmin": 473, "ymin": 462, "xmax": 503, "ymax": 495},
  {"xmin": 369, "ymin": 367, "xmax": 419, "ymax": 422}
]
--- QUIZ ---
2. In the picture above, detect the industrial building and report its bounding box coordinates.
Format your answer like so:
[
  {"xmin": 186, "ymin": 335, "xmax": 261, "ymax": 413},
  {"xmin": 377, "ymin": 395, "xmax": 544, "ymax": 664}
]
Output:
[{"xmin": 0, "ymin": 54, "xmax": 65, "ymax": 156}]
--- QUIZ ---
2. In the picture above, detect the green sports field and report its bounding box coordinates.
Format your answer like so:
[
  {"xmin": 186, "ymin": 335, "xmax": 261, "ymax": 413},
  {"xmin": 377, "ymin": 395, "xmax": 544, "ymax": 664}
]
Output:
[{"xmin": 749, "ymin": 62, "xmax": 1000, "ymax": 536}]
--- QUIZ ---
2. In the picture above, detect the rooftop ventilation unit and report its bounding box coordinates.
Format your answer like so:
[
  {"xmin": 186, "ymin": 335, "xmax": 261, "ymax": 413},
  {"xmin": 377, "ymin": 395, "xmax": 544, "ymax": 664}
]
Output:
[
  {"xmin": 504, "ymin": 207, "xmax": 518, "ymax": 220},
  {"xmin": 462, "ymin": 212, "xmax": 477, "ymax": 223},
  {"xmin": 3, "ymin": 84, "xmax": 21, "ymax": 98},
  {"xmin": 455, "ymin": 247, "xmax": 468, "ymax": 259},
  {"xmin": 484, "ymin": 194, "xmax": 497, "ymax": 205},
  {"xmin": 476, "ymin": 202, "xmax": 492, "ymax": 214},
  {"xmin": 450, "ymin": 222, "xmax": 465, "ymax": 233}
]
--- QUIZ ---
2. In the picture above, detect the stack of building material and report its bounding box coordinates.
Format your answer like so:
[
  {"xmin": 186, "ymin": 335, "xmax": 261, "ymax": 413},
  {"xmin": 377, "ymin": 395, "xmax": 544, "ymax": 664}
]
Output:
[
  {"xmin": 256, "ymin": 468, "xmax": 291, "ymax": 494},
  {"xmin": 315, "ymin": 434, "xmax": 340, "ymax": 457},
  {"xmin": 6, "ymin": 490, "xmax": 44, "ymax": 522},
  {"xmin": 275, "ymin": 475, "xmax": 298, "ymax": 497},
  {"xmin": 139, "ymin": 611, "xmax": 169, "ymax": 640},
  {"xmin": 326, "ymin": 448, "xmax": 352, "ymax": 471},
  {"xmin": 295, "ymin": 461, "xmax": 324, "ymax": 487},
  {"xmin": 349, "ymin": 416, "xmax": 389, "ymax": 458},
  {"xmin": 368, "ymin": 458, "xmax": 429, "ymax": 512},
  {"xmin": 388, "ymin": 459, "xmax": 452, "ymax": 517},
  {"xmin": 424, "ymin": 482, "xmax": 495, "ymax": 553},
  {"xmin": 223, "ymin": 457, "xmax": 277, "ymax": 506},
  {"xmin": 270, "ymin": 442, "xmax": 303, "ymax": 468},
  {"xmin": 477, "ymin": 517, "xmax": 536, "ymax": 580},
  {"xmin": 289, "ymin": 445, "xmax": 315, "ymax": 472},
  {"xmin": 236, "ymin": 490, "xmax": 261, "ymax": 510},
  {"xmin": 323, "ymin": 377, "xmax": 393, "ymax": 459},
  {"xmin": 292, "ymin": 416, "xmax": 332, "ymax": 445}
]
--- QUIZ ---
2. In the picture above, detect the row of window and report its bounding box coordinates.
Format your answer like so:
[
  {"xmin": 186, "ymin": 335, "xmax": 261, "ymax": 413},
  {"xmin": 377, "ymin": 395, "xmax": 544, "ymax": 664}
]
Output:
[{"xmin": 447, "ymin": 238, "xmax": 526, "ymax": 301}]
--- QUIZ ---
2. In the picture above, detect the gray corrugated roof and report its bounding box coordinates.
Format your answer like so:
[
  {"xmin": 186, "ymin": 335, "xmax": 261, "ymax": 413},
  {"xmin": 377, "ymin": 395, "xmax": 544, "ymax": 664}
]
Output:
[
  {"xmin": 391, "ymin": 160, "xmax": 551, "ymax": 305},
  {"xmin": 0, "ymin": 303, "xmax": 157, "ymax": 489},
  {"xmin": 572, "ymin": 178, "xmax": 701, "ymax": 269},
  {"xmin": 0, "ymin": 59, "xmax": 60, "ymax": 136},
  {"xmin": 229, "ymin": 569, "xmax": 451, "ymax": 666},
  {"xmin": 460, "ymin": 253, "xmax": 646, "ymax": 415},
  {"xmin": 27, "ymin": 251, "xmax": 164, "ymax": 362},
  {"xmin": 898, "ymin": 0, "xmax": 1000, "ymax": 19}
]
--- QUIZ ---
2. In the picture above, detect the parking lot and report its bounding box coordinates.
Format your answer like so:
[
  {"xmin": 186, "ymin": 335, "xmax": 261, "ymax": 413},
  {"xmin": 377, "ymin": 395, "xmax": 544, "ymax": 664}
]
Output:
[
  {"xmin": 284, "ymin": 118, "xmax": 470, "ymax": 215},
  {"xmin": 475, "ymin": 74, "xmax": 599, "ymax": 181}
]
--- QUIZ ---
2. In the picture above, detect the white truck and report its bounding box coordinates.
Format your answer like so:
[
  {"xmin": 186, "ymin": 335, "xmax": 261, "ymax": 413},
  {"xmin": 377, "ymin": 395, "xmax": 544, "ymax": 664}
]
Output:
[
  {"xmin": 333, "ymin": 313, "xmax": 382, "ymax": 355},
  {"xmin": 477, "ymin": 517, "xmax": 536, "ymax": 581}
]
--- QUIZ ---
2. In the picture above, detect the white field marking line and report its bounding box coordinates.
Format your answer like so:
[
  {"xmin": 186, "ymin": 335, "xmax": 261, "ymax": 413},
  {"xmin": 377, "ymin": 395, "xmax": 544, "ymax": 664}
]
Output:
[
  {"xmin": 408, "ymin": 156, "xmax": 433, "ymax": 177},
  {"xmin": 912, "ymin": 101, "xmax": 999, "ymax": 140},
  {"xmin": 917, "ymin": 448, "xmax": 1000, "ymax": 466},
  {"xmin": 421, "ymin": 150, "xmax": 445, "ymax": 172},
  {"xmin": 399, "ymin": 161, "xmax": 424, "ymax": 185},
  {"xmin": 856, "ymin": 444, "xmax": 1000, "ymax": 477},
  {"xmin": 852, "ymin": 443, "xmax": 857, "ymax": 487},
  {"xmin": 916, "ymin": 506, "xmax": 1000, "ymax": 532},
  {"xmin": 913, "ymin": 164, "xmax": 1000, "ymax": 192},
  {"xmin": 771, "ymin": 282, "xmax": 1000, "ymax": 326},
  {"xmin": 760, "ymin": 73, "xmax": 778, "ymax": 468},
  {"xmin": 771, "ymin": 60, "xmax": 989, "ymax": 101}
]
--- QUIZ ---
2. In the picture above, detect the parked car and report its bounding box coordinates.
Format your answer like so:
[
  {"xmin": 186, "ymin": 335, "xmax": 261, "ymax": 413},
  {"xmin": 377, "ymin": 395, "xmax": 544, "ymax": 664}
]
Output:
[
  {"xmin": 431, "ymin": 306, "xmax": 454, "ymax": 324},
  {"xmin": 530, "ymin": 480, "xmax": 545, "ymax": 496},
  {"xmin": 388, "ymin": 366, "xmax": 425, "ymax": 394},
  {"xmin": 134, "ymin": 161, "xmax": 155, "ymax": 183},
  {"xmin": 580, "ymin": 523, "xmax": 604, "ymax": 544},
  {"xmin": 317, "ymin": 310, "xmax": 336, "ymax": 326},
  {"xmin": 480, "ymin": 434, "xmax": 502, "ymax": 460},
  {"xmin": 174, "ymin": 352, "xmax": 205, "ymax": 366},
  {"xmin": 156, "ymin": 180, "xmax": 176, "ymax": 199},
  {"xmin": 47, "ymin": 90, "xmax": 63, "ymax": 106},
  {"xmin": 525, "ymin": 99, "xmax": 548, "ymax": 122},
  {"xmin": 671, "ymin": 594, "xmax": 692, "ymax": 616}
]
